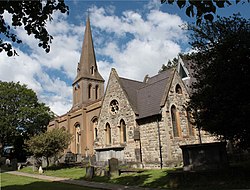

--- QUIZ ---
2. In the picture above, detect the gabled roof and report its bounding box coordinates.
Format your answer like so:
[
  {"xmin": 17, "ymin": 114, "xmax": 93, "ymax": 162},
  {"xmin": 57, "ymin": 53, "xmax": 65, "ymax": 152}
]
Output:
[
  {"xmin": 136, "ymin": 68, "xmax": 175, "ymax": 119},
  {"xmin": 119, "ymin": 77, "xmax": 145, "ymax": 114},
  {"xmin": 115, "ymin": 68, "xmax": 176, "ymax": 120}
]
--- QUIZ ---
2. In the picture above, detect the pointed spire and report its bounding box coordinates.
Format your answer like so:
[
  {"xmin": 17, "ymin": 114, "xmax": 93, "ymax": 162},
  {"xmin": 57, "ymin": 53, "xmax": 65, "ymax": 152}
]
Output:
[{"xmin": 73, "ymin": 16, "xmax": 104, "ymax": 84}]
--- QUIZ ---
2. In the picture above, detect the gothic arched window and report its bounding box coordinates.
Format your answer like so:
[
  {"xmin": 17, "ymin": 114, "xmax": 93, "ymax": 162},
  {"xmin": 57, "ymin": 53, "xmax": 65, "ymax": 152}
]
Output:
[
  {"xmin": 105, "ymin": 123, "xmax": 111, "ymax": 145},
  {"xmin": 175, "ymin": 84, "xmax": 182, "ymax": 94},
  {"xmin": 171, "ymin": 105, "xmax": 180, "ymax": 137},
  {"xmin": 186, "ymin": 109, "xmax": 194, "ymax": 136},
  {"xmin": 92, "ymin": 118, "xmax": 98, "ymax": 140},
  {"xmin": 120, "ymin": 119, "xmax": 127, "ymax": 143},
  {"xmin": 75, "ymin": 124, "xmax": 81, "ymax": 154}
]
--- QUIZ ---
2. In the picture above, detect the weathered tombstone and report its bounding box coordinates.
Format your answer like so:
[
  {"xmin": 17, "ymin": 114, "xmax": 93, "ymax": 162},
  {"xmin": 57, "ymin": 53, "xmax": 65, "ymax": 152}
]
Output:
[
  {"xmin": 180, "ymin": 142, "xmax": 228, "ymax": 171},
  {"xmin": 17, "ymin": 163, "xmax": 22, "ymax": 170},
  {"xmin": 89, "ymin": 155, "xmax": 96, "ymax": 166},
  {"xmin": 108, "ymin": 158, "xmax": 119, "ymax": 177},
  {"xmin": 85, "ymin": 166, "xmax": 95, "ymax": 179},
  {"xmin": 5, "ymin": 158, "xmax": 10, "ymax": 166},
  {"xmin": 11, "ymin": 159, "xmax": 18, "ymax": 170},
  {"xmin": 38, "ymin": 166, "xmax": 43, "ymax": 174}
]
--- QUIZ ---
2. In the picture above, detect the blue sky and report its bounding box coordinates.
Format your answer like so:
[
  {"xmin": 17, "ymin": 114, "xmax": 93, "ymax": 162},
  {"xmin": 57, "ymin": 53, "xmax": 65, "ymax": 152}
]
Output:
[{"xmin": 0, "ymin": 0, "xmax": 249, "ymax": 115}]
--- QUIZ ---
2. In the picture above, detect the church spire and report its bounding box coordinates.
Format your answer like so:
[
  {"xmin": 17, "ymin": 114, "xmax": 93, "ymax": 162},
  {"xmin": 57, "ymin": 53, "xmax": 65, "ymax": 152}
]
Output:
[{"xmin": 73, "ymin": 16, "xmax": 104, "ymax": 85}]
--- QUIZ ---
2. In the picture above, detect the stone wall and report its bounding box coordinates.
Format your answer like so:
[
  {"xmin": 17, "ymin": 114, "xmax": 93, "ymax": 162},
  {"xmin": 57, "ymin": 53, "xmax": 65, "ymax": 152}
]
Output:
[{"xmin": 95, "ymin": 69, "xmax": 140, "ymax": 162}]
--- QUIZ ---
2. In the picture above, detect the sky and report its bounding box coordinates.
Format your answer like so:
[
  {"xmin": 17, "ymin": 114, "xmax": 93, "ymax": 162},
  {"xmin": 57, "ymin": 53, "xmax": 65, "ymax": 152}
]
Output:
[{"xmin": 0, "ymin": 0, "xmax": 249, "ymax": 116}]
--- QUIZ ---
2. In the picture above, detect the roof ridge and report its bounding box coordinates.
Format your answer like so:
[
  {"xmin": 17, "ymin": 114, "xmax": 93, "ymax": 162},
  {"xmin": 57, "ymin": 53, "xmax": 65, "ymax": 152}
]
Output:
[
  {"xmin": 137, "ymin": 76, "xmax": 170, "ymax": 90},
  {"xmin": 119, "ymin": 77, "xmax": 144, "ymax": 84}
]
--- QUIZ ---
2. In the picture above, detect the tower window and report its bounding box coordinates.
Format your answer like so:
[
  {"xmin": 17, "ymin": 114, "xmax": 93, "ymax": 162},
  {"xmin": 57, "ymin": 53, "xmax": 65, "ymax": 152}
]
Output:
[
  {"xmin": 91, "ymin": 66, "xmax": 95, "ymax": 75},
  {"xmin": 88, "ymin": 84, "xmax": 92, "ymax": 99},
  {"xmin": 95, "ymin": 85, "xmax": 99, "ymax": 99}
]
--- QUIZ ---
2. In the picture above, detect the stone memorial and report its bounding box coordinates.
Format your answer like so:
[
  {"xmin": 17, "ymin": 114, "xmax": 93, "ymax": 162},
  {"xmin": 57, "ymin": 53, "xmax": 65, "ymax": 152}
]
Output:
[
  {"xmin": 180, "ymin": 142, "xmax": 228, "ymax": 171},
  {"xmin": 85, "ymin": 166, "xmax": 95, "ymax": 179},
  {"xmin": 108, "ymin": 158, "xmax": 119, "ymax": 177}
]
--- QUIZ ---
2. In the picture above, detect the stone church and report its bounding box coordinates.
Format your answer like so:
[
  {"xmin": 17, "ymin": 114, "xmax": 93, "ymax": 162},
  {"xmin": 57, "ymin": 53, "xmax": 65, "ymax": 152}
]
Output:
[{"xmin": 48, "ymin": 17, "xmax": 213, "ymax": 167}]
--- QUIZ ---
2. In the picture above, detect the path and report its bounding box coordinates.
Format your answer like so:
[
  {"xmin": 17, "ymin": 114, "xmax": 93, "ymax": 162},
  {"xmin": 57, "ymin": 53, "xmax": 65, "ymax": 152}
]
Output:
[{"xmin": 6, "ymin": 171, "xmax": 161, "ymax": 190}]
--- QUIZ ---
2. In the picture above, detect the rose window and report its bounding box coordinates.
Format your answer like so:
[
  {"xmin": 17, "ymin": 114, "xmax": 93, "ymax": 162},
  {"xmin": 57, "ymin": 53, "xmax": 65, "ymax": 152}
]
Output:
[{"xmin": 110, "ymin": 100, "xmax": 119, "ymax": 114}]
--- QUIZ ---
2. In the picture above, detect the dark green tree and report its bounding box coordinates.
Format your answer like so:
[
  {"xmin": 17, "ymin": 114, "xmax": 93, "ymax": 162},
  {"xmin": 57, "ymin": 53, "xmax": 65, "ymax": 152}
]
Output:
[
  {"xmin": 161, "ymin": 0, "xmax": 249, "ymax": 24},
  {"xmin": 159, "ymin": 56, "xmax": 179, "ymax": 73},
  {"xmin": 187, "ymin": 14, "xmax": 250, "ymax": 149},
  {"xmin": 26, "ymin": 128, "xmax": 72, "ymax": 167},
  {"xmin": 0, "ymin": 81, "xmax": 54, "ymax": 159},
  {"xmin": 0, "ymin": 0, "xmax": 68, "ymax": 56}
]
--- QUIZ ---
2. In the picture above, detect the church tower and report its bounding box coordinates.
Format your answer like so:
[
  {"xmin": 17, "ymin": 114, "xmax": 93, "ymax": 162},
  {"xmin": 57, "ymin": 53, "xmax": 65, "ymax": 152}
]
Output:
[{"xmin": 72, "ymin": 17, "xmax": 104, "ymax": 109}]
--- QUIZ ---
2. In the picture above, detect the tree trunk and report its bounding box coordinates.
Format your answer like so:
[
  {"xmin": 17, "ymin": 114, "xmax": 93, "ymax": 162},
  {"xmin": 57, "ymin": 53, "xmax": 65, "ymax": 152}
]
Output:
[{"xmin": 46, "ymin": 156, "xmax": 49, "ymax": 168}]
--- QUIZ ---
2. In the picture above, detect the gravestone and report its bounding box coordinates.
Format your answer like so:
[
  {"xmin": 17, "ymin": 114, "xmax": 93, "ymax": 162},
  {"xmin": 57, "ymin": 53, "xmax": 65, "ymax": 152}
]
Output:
[
  {"xmin": 38, "ymin": 166, "xmax": 43, "ymax": 174},
  {"xmin": 85, "ymin": 166, "xmax": 95, "ymax": 179},
  {"xmin": 108, "ymin": 158, "xmax": 119, "ymax": 177},
  {"xmin": 180, "ymin": 142, "xmax": 228, "ymax": 171},
  {"xmin": 11, "ymin": 159, "xmax": 18, "ymax": 170}
]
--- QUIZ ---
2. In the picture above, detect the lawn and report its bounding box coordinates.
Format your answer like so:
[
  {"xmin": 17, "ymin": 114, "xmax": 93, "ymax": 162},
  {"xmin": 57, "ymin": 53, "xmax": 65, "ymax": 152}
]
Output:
[
  {"xmin": 0, "ymin": 173, "xmax": 100, "ymax": 190},
  {"xmin": 20, "ymin": 166, "xmax": 86, "ymax": 179},
  {"xmin": 17, "ymin": 162, "xmax": 250, "ymax": 190}
]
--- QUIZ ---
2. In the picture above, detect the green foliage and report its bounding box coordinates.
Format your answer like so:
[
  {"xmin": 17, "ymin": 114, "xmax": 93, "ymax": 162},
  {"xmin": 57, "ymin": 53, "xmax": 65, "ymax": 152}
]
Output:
[
  {"xmin": 26, "ymin": 128, "xmax": 72, "ymax": 166},
  {"xmin": 0, "ymin": 81, "xmax": 54, "ymax": 159},
  {"xmin": 187, "ymin": 14, "xmax": 250, "ymax": 149},
  {"xmin": 161, "ymin": 0, "xmax": 250, "ymax": 24},
  {"xmin": 0, "ymin": 0, "xmax": 69, "ymax": 56},
  {"xmin": 158, "ymin": 56, "xmax": 179, "ymax": 73}
]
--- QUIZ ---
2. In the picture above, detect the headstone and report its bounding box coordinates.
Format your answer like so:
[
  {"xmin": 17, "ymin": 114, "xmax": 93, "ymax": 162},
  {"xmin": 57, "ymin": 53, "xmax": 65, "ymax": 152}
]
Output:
[
  {"xmin": 89, "ymin": 155, "xmax": 96, "ymax": 166},
  {"xmin": 11, "ymin": 159, "xmax": 18, "ymax": 170},
  {"xmin": 17, "ymin": 163, "xmax": 22, "ymax": 170},
  {"xmin": 5, "ymin": 158, "xmax": 10, "ymax": 166},
  {"xmin": 38, "ymin": 166, "xmax": 43, "ymax": 174},
  {"xmin": 180, "ymin": 142, "xmax": 228, "ymax": 171},
  {"xmin": 108, "ymin": 158, "xmax": 119, "ymax": 177},
  {"xmin": 85, "ymin": 166, "xmax": 94, "ymax": 179}
]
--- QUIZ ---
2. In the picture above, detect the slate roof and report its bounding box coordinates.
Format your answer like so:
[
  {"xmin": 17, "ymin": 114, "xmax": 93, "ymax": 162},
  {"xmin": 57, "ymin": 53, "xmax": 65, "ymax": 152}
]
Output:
[
  {"xmin": 119, "ymin": 77, "xmax": 145, "ymax": 114},
  {"xmin": 117, "ymin": 68, "xmax": 176, "ymax": 120}
]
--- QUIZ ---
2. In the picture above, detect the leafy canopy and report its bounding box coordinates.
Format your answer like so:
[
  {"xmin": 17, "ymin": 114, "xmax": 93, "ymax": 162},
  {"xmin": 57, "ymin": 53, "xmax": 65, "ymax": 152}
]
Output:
[
  {"xmin": 161, "ymin": 0, "xmax": 250, "ymax": 24},
  {"xmin": 187, "ymin": 14, "xmax": 250, "ymax": 149},
  {"xmin": 26, "ymin": 127, "xmax": 72, "ymax": 166},
  {"xmin": 0, "ymin": 81, "xmax": 54, "ymax": 156},
  {"xmin": 0, "ymin": 0, "xmax": 68, "ymax": 56}
]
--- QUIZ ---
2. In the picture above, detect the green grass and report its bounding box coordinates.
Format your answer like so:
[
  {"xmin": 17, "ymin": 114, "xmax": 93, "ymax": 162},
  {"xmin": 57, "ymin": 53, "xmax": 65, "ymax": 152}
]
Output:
[
  {"xmin": 18, "ymin": 163, "xmax": 250, "ymax": 190},
  {"xmin": 0, "ymin": 173, "xmax": 99, "ymax": 190},
  {"xmin": 20, "ymin": 166, "xmax": 86, "ymax": 179}
]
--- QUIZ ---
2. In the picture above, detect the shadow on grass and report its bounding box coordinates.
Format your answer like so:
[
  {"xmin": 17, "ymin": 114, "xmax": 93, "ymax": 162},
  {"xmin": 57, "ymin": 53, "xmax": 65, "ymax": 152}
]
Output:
[
  {"xmin": 143, "ymin": 167, "xmax": 250, "ymax": 190},
  {"xmin": 81, "ymin": 166, "xmax": 250, "ymax": 190},
  {"xmin": 2, "ymin": 181, "xmax": 97, "ymax": 190}
]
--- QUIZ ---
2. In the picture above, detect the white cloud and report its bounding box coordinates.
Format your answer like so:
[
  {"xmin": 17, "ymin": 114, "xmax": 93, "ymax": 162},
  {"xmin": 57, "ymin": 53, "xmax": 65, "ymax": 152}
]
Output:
[
  {"xmin": 90, "ymin": 6, "xmax": 186, "ymax": 80},
  {"xmin": 0, "ymin": 4, "xmax": 188, "ymax": 116}
]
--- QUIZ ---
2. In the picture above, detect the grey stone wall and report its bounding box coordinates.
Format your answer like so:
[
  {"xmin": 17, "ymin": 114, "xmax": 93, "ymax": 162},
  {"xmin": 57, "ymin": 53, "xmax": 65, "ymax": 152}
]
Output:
[{"xmin": 95, "ymin": 70, "xmax": 140, "ymax": 162}]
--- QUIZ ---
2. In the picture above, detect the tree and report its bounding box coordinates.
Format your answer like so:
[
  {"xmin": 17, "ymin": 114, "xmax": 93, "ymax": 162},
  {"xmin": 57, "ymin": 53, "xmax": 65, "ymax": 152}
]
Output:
[
  {"xmin": 0, "ymin": 81, "xmax": 54, "ymax": 160},
  {"xmin": 26, "ymin": 128, "xmax": 72, "ymax": 167},
  {"xmin": 158, "ymin": 56, "xmax": 179, "ymax": 73},
  {"xmin": 0, "ymin": 0, "xmax": 68, "ymax": 56},
  {"xmin": 161, "ymin": 0, "xmax": 250, "ymax": 24},
  {"xmin": 187, "ymin": 14, "xmax": 250, "ymax": 149}
]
